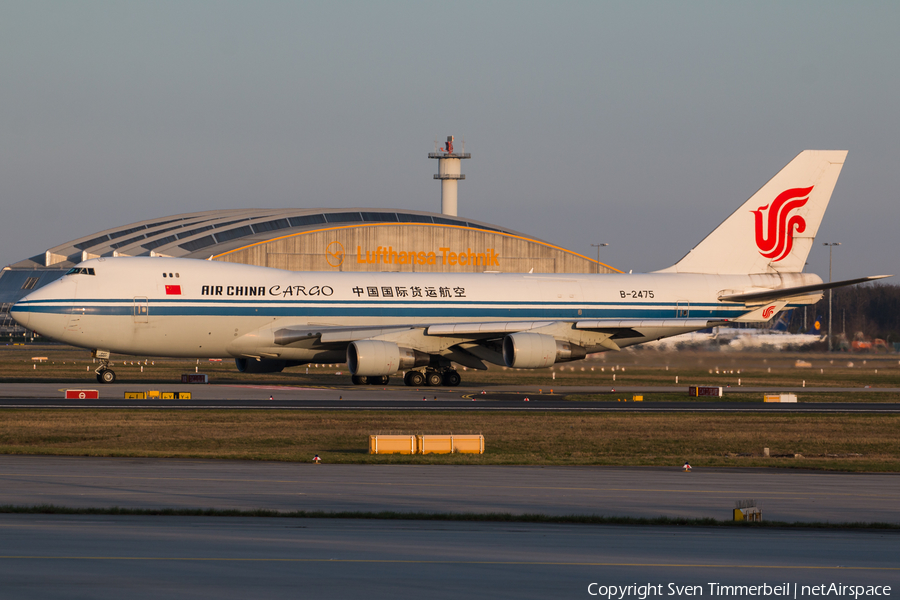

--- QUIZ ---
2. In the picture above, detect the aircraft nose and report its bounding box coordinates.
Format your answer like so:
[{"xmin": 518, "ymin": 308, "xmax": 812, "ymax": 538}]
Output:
[{"xmin": 9, "ymin": 300, "xmax": 30, "ymax": 329}]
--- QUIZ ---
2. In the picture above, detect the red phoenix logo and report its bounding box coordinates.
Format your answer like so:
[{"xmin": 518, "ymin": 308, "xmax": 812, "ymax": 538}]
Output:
[
  {"xmin": 752, "ymin": 186, "xmax": 813, "ymax": 262},
  {"xmin": 762, "ymin": 305, "xmax": 776, "ymax": 319}
]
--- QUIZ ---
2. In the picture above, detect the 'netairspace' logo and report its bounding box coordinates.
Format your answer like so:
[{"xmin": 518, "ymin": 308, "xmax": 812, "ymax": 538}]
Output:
[{"xmin": 751, "ymin": 186, "xmax": 813, "ymax": 262}]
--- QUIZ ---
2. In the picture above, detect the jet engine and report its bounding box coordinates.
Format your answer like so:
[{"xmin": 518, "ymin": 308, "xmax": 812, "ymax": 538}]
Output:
[
  {"xmin": 347, "ymin": 340, "xmax": 430, "ymax": 376},
  {"xmin": 234, "ymin": 358, "xmax": 301, "ymax": 373},
  {"xmin": 502, "ymin": 332, "xmax": 587, "ymax": 369}
]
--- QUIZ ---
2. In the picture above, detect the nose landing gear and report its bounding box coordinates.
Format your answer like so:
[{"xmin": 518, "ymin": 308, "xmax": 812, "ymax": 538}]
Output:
[
  {"xmin": 92, "ymin": 349, "xmax": 116, "ymax": 384},
  {"xmin": 96, "ymin": 367, "xmax": 116, "ymax": 384}
]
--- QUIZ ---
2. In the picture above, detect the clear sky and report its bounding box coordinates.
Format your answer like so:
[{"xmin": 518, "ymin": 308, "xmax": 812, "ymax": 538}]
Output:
[{"xmin": 2, "ymin": 1, "xmax": 898, "ymax": 280}]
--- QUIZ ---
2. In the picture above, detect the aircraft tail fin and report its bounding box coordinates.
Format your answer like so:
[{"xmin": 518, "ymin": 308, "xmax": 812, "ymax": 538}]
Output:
[{"xmin": 660, "ymin": 150, "xmax": 848, "ymax": 275}]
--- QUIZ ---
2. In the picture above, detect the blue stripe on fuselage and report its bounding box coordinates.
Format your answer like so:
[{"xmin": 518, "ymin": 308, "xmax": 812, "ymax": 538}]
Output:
[{"xmin": 13, "ymin": 297, "xmax": 746, "ymax": 320}]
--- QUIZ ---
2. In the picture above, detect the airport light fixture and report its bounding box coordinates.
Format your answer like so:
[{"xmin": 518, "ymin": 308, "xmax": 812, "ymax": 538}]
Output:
[
  {"xmin": 823, "ymin": 242, "xmax": 841, "ymax": 351},
  {"xmin": 591, "ymin": 243, "xmax": 609, "ymax": 274}
]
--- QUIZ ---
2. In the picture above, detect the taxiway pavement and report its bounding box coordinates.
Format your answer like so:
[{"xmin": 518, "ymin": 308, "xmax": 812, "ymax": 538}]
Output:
[
  {"xmin": 1, "ymin": 456, "xmax": 898, "ymax": 524},
  {"xmin": 1, "ymin": 383, "xmax": 899, "ymax": 412},
  {"xmin": 0, "ymin": 516, "xmax": 897, "ymax": 600}
]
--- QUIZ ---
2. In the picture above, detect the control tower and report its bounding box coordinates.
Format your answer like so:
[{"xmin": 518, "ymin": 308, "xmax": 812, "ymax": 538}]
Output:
[{"xmin": 428, "ymin": 136, "xmax": 471, "ymax": 216}]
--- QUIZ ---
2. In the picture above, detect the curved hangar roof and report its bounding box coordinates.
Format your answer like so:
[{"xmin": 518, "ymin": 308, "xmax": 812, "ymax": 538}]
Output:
[{"xmin": 9, "ymin": 208, "xmax": 619, "ymax": 274}]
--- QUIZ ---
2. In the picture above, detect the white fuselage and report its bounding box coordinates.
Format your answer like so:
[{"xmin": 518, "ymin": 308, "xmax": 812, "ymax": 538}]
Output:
[{"xmin": 11, "ymin": 257, "xmax": 821, "ymax": 360}]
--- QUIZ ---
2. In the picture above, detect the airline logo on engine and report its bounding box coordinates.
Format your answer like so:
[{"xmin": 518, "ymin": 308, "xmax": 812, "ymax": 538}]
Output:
[{"xmin": 751, "ymin": 186, "xmax": 813, "ymax": 262}]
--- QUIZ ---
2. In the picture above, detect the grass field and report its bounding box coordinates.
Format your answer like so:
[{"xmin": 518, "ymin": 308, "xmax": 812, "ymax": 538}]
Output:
[
  {"xmin": 2, "ymin": 344, "xmax": 899, "ymax": 471},
  {"xmin": 0, "ymin": 409, "xmax": 898, "ymax": 471}
]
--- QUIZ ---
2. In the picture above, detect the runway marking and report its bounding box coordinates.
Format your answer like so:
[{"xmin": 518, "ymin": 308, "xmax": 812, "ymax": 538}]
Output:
[
  {"xmin": 0, "ymin": 406, "xmax": 900, "ymax": 415},
  {"xmin": 219, "ymin": 385, "xmax": 327, "ymax": 391},
  {"xmin": 0, "ymin": 555, "xmax": 896, "ymax": 570},
  {"xmin": 0, "ymin": 472, "xmax": 896, "ymax": 500}
]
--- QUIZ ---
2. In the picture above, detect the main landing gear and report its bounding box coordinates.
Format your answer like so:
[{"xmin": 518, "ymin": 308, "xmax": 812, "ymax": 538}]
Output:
[
  {"xmin": 404, "ymin": 369, "xmax": 460, "ymax": 387},
  {"xmin": 350, "ymin": 369, "xmax": 461, "ymax": 387},
  {"xmin": 92, "ymin": 349, "xmax": 116, "ymax": 384}
]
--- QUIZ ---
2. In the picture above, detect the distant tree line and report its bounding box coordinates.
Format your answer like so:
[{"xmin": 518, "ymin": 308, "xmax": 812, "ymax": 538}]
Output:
[{"xmin": 787, "ymin": 283, "xmax": 900, "ymax": 345}]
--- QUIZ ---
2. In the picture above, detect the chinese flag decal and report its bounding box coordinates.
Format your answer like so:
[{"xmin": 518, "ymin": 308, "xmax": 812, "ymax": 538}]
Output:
[{"xmin": 165, "ymin": 285, "xmax": 182, "ymax": 295}]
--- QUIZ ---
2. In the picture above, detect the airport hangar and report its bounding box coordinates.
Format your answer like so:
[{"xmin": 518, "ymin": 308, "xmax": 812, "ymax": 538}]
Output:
[{"xmin": 0, "ymin": 207, "xmax": 620, "ymax": 340}]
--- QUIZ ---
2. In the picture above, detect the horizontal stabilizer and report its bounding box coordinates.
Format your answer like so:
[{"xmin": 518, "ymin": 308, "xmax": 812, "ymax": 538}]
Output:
[{"xmin": 718, "ymin": 275, "xmax": 892, "ymax": 304}]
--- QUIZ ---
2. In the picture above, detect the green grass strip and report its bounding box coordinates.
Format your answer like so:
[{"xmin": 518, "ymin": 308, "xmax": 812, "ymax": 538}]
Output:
[{"xmin": 0, "ymin": 504, "xmax": 897, "ymax": 530}]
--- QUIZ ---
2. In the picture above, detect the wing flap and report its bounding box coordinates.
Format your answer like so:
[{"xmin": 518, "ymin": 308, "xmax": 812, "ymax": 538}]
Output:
[
  {"xmin": 575, "ymin": 319, "xmax": 720, "ymax": 330},
  {"xmin": 426, "ymin": 321, "xmax": 555, "ymax": 336}
]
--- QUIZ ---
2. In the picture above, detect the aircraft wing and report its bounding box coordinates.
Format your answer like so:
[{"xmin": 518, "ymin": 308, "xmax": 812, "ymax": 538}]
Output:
[
  {"xmin": 273, "ymin": 318, "xmax": 728, "ymax": 361},
  {"xmin": 718, "ymin": 275, "xmax": 891, "ymax": 304}
]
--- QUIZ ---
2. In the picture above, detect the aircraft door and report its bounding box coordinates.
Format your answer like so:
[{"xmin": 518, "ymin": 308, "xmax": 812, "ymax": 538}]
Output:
[
  {"xmin": 133, "ymin": 297, "xmax": 149, "ymax": 323},
  {"xmin": 675, "ymin": 301, "xmax": 690, "ymax": 318}
]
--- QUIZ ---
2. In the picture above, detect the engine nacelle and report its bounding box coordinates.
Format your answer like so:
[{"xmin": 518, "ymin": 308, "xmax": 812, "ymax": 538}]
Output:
[
  {"xmin": 347, "ymin": 340, "xmax": 430, "ymax": 376},
  {"xmin": 502, "ymin": 333, "xmax": 587, "ymax": 369},
  {"xmin": 234, "ymin": 358, "xmax": 301, "ymax": 373}
]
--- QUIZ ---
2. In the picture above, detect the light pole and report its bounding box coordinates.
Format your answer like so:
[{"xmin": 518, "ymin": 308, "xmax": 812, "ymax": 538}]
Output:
[
  {"xmin": 591, "ymin": 243, "xmax": 609, "ymax": 274},
  {"xmin": 823, "ymin": 242, "xmax": 841, "ymax": 351}
]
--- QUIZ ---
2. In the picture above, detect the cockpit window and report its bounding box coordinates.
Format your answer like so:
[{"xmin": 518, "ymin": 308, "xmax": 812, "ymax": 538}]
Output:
[{"xmin": 66, "ymin": 267, "xmax": 96, "ymax": 276}]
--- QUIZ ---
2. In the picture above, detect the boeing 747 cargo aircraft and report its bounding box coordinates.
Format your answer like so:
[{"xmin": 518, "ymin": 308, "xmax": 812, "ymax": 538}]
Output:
[{"xmin": 11, "ymin": 150, "xmax": 888, "ymax": 385}]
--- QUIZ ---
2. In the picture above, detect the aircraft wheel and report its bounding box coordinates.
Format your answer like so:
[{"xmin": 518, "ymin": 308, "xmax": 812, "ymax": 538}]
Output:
[
  {"xmin": 404, "ymin": 371, "xmax": 425, "ymax": 386},
  {"xmin": 351, "ymin": 375, "xmax": 366, "ymax": 385},
  {"xmin": 98, "ymin": 369, "xmax": 116, "ymax": 384},
  {"xmin": 367, "ymin": 375, "xmax": 389, "ymax": 385},
  {"xmin": 442, "ymin": 370, "xmax": 461, "ymax": 386},
  {"xmin": 424, "ymin": 371, "xmax": 443, "ymax": 387}
]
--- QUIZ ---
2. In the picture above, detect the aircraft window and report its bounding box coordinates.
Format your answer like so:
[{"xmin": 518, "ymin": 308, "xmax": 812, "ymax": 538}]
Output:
[
  {"xmin": 175, "ymin": 273, "xmax": 180, "ymax": 278},
  {"xmin": 65, "ymin": 268, "xmax": 96, "ymax": 276},
  {"xmin": 163, "ymin": 273, "xmax": 167, "ymax": 278},
  {"xmin": 169, "ymin": 273, "xmax": 173, "ymax": 278}
]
